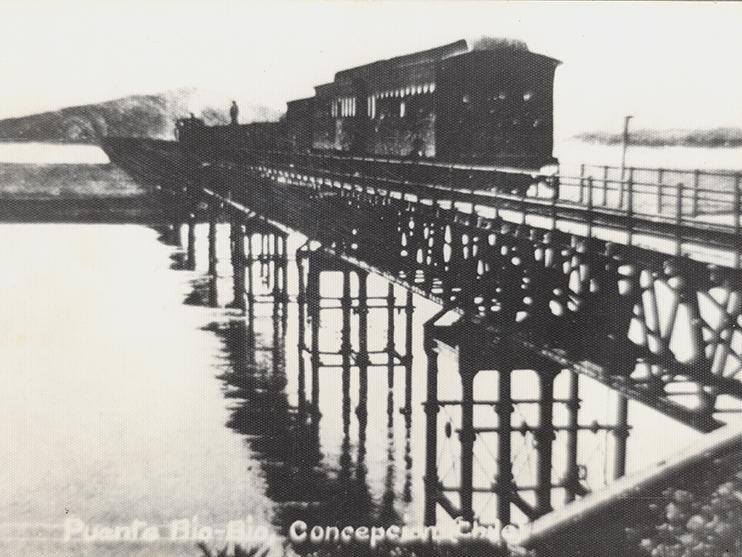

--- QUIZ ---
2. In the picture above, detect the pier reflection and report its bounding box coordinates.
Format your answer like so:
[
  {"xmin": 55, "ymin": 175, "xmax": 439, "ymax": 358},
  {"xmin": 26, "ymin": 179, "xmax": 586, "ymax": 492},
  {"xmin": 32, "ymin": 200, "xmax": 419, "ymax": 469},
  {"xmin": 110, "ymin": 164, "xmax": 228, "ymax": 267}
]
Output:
[
  {"xmin": 424, "ymin": 311, "xmax": 632, "ymax": 529},
  {"xmin": 183, "ymin": 220, "xmax": 416, "ymax": 541},
  {"xmin": 172, "ymin": 212, "xmax": 648, "ymax": 552}
]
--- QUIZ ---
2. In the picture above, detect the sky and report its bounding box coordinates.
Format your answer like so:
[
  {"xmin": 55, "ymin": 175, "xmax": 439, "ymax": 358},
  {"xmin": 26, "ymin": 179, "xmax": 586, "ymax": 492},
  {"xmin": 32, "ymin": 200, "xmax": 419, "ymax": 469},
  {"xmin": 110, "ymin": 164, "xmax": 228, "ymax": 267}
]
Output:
[{"xmin": 0, "ymin": 0, "xmax": 740, "ymax": 137}]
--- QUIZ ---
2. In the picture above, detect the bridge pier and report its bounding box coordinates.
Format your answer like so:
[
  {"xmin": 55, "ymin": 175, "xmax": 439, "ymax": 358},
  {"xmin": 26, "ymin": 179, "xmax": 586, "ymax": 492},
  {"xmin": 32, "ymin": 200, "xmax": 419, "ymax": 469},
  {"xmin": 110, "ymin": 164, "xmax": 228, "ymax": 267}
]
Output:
[
  {"xmin": 459, "ymin": 351, "xmax": 476, "ymax": 523},
  {"xmin": 296, "ymin": 247, "xmax": 415, "ymax": 468},
  {"xmin": 613, "ymin": 395, "xmax": 629, "ymax": 480},
  {"xmin": 564, "ymin": 371, "xmax": 581, "ymax": 503},
  {"xmin": 228, "ymin": 218, "xmax": 246, "ymax": 311},
  {"xmin": 423, "ymin": 314, "xmax": 440, "ymax": 527},
  {"xmin": 496, "ymin": 361, "xmax": 513, "ymax": 526},
  {"xmin": 186, "ymin": 210, "xmax": 196, "ymax": 271},
  {"xmin": 422, "ymin": 309, "xmax": 635, "ymax": 528},
  {"xmin": 357, "ymin": 270, "xmax": 369, "ymax": 426},
  {"xmin": 534, "ymin": 367, "xmax": 557, "ymax": 516},
  {"xmin": 207, "ymin": 200, "xmax": 218, "ymax": 278}
]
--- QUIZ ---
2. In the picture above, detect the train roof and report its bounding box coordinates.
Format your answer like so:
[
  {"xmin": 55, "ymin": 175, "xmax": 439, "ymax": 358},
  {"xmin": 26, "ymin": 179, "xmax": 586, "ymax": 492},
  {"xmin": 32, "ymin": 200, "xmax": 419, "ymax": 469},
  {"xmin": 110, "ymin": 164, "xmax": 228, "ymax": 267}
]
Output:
[
  {"xmin": 334, "ymin": 40, "xmax": 468, "ymax": 82},
  {"xmin": 314, "ymin": 82, "xmax": 336, "ymax": 98},
  {"xmin": 289, "ymin": 38, "xmax": 561, "ymax": 105},
  {"xmin": 334, "ymin": 37, "xmax": 560, "ymax": 83},
  {"xmin": 287, "ymin": 96, "xmax": 314, "ymax": 106}
]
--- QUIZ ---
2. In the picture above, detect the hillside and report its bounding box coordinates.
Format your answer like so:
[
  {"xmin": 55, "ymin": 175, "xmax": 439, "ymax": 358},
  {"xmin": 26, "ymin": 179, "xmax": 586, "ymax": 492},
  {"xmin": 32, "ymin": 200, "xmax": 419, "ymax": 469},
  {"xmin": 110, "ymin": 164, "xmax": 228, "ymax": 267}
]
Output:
[
  {"xmin": 0, "ymin": 88, "xmax": 282, "ymax": 144},
  {"xmin": 575, "ymin": 128, "xmax": 742, "ymax": 148}
]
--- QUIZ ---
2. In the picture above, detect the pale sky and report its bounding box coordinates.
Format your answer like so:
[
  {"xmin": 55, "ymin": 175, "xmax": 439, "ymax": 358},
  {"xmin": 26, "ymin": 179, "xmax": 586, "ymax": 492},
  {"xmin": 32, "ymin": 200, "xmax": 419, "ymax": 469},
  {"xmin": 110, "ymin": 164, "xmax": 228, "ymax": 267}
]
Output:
[{"xmin": 0, "ymin": 0, "xmax": 740, "ymax": 137}]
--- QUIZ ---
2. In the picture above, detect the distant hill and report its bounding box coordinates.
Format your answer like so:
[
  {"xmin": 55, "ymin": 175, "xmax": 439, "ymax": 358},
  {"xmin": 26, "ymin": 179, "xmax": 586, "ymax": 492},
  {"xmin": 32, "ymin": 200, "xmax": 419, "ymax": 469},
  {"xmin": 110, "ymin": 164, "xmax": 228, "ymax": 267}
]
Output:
[
  {"xmin": 575, "ymin": 128, "xmax": 742, "ymax": 148},
  {"xmin": 0, "ymin": 88, "xmax": 282, "ymax": 144}
]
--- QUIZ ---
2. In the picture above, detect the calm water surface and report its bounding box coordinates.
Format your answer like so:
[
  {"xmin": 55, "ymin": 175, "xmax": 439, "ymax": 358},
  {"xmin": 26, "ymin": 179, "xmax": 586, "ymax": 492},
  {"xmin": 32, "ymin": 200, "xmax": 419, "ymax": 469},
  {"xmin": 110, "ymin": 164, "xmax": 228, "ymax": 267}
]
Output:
[
  {"xmin": 0, "ymin": 221, "xmax": 710, "ymax": 556},
  {"xmin": 1, "ymin": 140, "xmax": 738, "ymax": 555}
]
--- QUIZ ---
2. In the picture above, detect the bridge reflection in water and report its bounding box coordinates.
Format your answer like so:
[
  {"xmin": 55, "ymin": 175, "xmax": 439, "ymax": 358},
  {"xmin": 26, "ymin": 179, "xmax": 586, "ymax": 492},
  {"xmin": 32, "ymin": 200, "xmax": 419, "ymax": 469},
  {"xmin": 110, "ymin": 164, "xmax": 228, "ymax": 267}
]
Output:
[{"xmin": 164, "ymin": 212, "xmax": 649, "ymax": 551}]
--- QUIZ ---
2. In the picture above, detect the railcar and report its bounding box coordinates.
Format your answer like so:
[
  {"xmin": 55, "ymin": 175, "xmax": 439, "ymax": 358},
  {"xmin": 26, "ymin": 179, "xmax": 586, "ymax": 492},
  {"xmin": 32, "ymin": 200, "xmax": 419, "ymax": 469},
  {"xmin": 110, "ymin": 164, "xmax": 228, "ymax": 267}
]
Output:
[{"xmin": 178, "ymin": 37, "xmax": 561, "ymax": 194}]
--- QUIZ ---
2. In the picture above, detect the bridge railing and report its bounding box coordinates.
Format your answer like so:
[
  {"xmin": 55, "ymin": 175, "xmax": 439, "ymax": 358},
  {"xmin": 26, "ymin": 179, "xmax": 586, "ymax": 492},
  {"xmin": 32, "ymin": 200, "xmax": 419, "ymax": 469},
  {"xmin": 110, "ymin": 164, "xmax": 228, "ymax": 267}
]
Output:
[
  {"xmin": 210, "ymin": 147, "xmax": 740, "ymax": 262},
  {"xmin": 236, "ymin": 149, "xmax": 739, "ymax": 216},
  {"xmin": 559, "ymin": 164, "xmax": 740, "ymax": 218}
]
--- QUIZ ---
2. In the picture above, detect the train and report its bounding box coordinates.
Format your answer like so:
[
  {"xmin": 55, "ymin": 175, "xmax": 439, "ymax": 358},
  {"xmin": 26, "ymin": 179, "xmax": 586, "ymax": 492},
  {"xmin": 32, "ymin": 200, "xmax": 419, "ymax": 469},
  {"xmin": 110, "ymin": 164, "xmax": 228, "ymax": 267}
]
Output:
[{"xmin": 176, "ymin": 37, "xmax": 561, "ymax": 192}]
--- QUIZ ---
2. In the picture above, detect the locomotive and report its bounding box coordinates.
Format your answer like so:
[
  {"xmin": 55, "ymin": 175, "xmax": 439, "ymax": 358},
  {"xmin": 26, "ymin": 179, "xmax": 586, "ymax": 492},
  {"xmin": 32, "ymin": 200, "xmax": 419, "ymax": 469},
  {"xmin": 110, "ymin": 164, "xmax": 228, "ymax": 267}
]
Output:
[{"xmin": 177, "ymin": 38, "xmax": 561, "ymax": 189}]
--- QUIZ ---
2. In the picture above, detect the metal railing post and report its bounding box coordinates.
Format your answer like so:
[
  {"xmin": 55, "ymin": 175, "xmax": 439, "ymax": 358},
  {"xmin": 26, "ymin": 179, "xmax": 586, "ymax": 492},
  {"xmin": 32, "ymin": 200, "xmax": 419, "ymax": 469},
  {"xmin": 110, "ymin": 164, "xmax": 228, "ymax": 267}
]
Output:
[
  {"xmin": 676, "ymin": 182, "xmax": 684, "ymax": 258},
  {"xmin": 602, "ymin": 165, "xmax": 609, "ymax": 206},
  {"xmin": 587, "ymin": 176, "xmax": 594, "ymax": 239},
  {"xmin": 657, "ymin": 168, "xmax": 664, "ymax": 215},
  {"xmin": 735, "ymin": 174, "xmax": 741, "ymax": 269},
  {"xmin": 578, "ymin": 163, "xmax": 585, "ymax": 204},
  {"xmin": 627, "ymin": 167, "xmax": 634, "ymax": 246},
  {"xmin": 692, "ymin": 169, "xmax": 700, "ymax": 218}
]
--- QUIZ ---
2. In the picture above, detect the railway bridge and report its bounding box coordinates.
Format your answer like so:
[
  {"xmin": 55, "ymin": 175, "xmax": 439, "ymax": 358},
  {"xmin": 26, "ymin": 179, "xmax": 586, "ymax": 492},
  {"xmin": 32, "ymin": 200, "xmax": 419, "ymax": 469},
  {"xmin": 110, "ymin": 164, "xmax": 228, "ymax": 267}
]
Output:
[{"xmin": 104, "ymin": 137, "xmax": 742, "ymax": 549}]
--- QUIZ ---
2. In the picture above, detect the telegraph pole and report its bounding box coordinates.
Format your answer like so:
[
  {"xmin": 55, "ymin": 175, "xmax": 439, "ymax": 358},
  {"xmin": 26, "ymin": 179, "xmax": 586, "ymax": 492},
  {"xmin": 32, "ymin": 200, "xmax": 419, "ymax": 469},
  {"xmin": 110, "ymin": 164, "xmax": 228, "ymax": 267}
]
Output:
[{"xmin": 619, "ymin": 115, "xmax": 633, "ymax": 209}]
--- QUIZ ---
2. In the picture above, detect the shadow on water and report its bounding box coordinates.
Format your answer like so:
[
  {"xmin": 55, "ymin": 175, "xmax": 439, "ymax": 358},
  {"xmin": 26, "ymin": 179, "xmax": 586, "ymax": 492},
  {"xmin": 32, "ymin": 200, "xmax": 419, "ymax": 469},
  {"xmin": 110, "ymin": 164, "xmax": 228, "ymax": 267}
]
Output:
[
  {"xmin": 206, "ymin": 304, "xmax": 398, "ymax": 534},
  {"xmin": 177, "ymin": 233, "xmax": 423, "ymax": 545},
  {"xmin": 166, "ymin": 222, "xmax": 689, "ymax": 557},
  {"xmin": 185, "ymin": 276, "xmax": 219, "ymax": 307}
]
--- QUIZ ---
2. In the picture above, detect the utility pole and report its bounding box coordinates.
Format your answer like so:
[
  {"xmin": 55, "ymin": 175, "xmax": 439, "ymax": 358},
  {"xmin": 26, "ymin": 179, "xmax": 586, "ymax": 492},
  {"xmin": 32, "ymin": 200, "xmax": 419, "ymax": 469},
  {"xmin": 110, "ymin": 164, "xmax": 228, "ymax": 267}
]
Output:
[{"xmin": 619, "ymin": 115, "xmax": 633, "ymax": 209}]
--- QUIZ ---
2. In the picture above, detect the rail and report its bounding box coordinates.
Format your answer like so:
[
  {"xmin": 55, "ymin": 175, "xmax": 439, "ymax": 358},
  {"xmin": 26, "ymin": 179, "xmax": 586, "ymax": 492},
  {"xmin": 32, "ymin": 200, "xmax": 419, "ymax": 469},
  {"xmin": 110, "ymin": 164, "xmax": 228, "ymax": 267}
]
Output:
[
  {"xmin": 219, "ymin": 148, "xmax": 741, "ymax": 221},
  {"xmin": 217, "ymin": 149, "xmax": 741, "ymax": 269}
]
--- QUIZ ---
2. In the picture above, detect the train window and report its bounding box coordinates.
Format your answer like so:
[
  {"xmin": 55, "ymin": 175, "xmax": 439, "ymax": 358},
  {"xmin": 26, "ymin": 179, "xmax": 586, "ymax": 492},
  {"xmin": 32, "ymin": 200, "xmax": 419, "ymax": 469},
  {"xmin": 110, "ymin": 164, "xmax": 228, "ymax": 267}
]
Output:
[
  {"xmin": 400, "ymin": 101, "xmax": 406, "ymax": 118},
  {"xmin": 523, "ymin": 91, "xmax": 534, "ymax": 102},
  {"xmin": 462, "ymin": 94, "xmax": 471, "ymax": 104}
]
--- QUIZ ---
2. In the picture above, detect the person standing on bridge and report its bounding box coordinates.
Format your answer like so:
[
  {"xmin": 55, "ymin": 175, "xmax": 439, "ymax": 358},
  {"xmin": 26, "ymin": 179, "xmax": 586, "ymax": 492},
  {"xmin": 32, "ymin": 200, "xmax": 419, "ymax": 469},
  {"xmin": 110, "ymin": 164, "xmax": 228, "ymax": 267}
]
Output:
[{"xmin": 229, "ymin": 100, "xmax": 239, "ymax": 125}]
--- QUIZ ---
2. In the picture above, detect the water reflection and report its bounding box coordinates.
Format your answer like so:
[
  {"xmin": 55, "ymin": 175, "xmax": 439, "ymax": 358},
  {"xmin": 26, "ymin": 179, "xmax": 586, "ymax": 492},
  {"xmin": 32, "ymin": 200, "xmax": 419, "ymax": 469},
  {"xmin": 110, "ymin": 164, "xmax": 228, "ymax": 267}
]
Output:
[
  {"xmin": 170, "ymin": 216, "xmax": 714, "ymax": 554},
  {"xmin": 182, "ymin": 224, "xmax": 416, "ymax": 544}
]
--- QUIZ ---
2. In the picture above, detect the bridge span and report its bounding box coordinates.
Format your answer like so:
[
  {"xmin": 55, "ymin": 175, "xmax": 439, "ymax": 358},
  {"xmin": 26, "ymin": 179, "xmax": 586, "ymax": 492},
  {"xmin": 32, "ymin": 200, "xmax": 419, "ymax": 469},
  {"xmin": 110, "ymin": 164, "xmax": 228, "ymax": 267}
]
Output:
[{"xmin": 103, "ymin": 137, "xmax": 742, "ymax": 548}]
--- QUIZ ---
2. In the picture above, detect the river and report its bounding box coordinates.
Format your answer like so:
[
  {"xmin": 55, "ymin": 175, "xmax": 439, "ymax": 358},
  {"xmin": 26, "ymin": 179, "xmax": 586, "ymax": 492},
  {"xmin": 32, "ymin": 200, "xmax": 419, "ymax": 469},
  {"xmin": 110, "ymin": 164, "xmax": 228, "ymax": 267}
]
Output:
[{"xmin": 0, "ymin": 142, "xmax": 739, "ymax": 556}]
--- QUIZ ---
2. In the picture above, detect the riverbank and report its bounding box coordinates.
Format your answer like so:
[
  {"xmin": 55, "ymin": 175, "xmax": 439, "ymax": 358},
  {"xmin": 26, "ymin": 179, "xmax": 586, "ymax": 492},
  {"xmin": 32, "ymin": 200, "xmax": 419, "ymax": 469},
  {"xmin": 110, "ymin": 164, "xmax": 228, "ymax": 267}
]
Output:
[
  {"xmin": 0, "ymin": 162, "xmax": 160, "ymax": 222},
  {"xmin": 574, "ymin": 128, "xmax": 742, "ymax": 149}
]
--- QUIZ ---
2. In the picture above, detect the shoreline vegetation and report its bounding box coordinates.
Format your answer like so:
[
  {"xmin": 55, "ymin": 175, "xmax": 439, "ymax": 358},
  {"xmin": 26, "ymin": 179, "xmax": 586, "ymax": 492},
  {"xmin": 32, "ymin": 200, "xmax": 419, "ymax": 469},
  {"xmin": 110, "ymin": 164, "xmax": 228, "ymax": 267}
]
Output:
[{"xmin": 574, "ymin": 128, "xmax": 742, "ymax": 148}]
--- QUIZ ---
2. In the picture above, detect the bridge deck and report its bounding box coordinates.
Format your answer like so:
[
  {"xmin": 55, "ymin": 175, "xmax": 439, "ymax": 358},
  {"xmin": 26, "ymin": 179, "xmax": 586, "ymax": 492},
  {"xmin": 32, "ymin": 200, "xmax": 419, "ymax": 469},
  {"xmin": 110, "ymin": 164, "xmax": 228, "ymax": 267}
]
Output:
[{"xmin": 102, "ymin": 138, "xmax": 742, "ymax": 433}]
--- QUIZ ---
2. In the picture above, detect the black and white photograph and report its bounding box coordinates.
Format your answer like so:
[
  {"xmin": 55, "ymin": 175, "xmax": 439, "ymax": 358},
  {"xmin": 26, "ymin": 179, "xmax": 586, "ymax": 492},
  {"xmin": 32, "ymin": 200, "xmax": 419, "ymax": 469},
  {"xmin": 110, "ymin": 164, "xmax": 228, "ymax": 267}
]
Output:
[{"xmin": 1, "ymin": 2, "xmax": 742, "ymax": 556}]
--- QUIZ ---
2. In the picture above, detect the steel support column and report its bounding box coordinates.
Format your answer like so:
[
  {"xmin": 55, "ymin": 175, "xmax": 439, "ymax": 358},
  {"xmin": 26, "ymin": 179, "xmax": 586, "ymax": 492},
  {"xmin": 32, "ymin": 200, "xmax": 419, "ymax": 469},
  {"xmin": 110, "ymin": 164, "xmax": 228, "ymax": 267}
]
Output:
[
  {"xmin": 403, "ymin": 289, "xmax": 414, "ymax": 416},
  {"xmin": 423, "ymin": 323, "xmax": 440, "ymax": 527},
  {"xmin": 614, "ymin": 394, "xmax": 629, "ymax": 480},
  {"xmin": 564, "ymin": 370, "xmax": 581, "ymax": 503},
  {"xmin": 459, "ymin": 352, "xmax": 477, "ymax": 523},
  {"xmin": 208, "ymin": 201, "xmax": 218, "ymax": 277},
  {"xmin": 535, "ymin": 368, "xmax": 556, "ymax": 516},
  {"xmin": 357, "ymin": 271, "xmax": 369, "ymax": 425},
  {"xmin": 186, "ymin": 211, "xmax": 196, "ymax": 271},
  {"xmin": 229, "ymin": 219, "xmax": 246, "ymax": 311},
  {"xmin": 496, "ymin": 363, "xmax": 513, "ymax": 526}
]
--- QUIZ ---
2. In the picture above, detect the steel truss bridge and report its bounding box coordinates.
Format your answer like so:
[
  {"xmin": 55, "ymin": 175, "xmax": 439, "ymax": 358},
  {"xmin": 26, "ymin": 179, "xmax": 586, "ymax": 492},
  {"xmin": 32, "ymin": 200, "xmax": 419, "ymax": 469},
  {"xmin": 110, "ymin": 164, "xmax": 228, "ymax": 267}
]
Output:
[{"xmin": 104, "ymin": 137, "xmax": 742, "ymax": 549}]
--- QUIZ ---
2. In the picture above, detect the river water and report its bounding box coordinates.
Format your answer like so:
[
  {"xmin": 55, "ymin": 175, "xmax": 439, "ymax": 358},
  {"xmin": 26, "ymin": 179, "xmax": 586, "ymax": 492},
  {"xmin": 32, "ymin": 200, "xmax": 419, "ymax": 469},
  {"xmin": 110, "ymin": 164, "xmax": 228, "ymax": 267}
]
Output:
[{"xmin": 0, "ymin": 142, "xmax": 740, "ymax": 556}]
